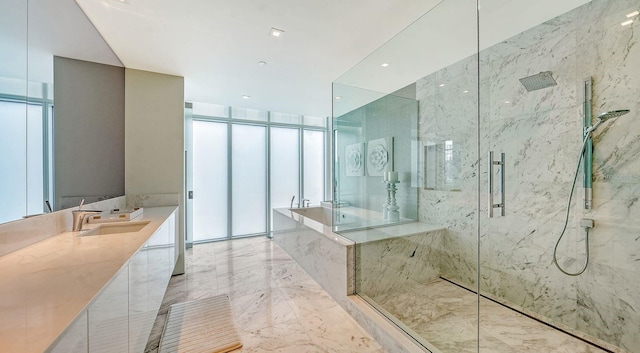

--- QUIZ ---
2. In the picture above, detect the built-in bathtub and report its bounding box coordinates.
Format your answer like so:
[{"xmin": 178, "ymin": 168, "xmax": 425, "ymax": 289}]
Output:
[
  {"xmin": 272, "ymin": 206, "xmax": 446, "ymax": 353},
  {"xmin": 272, "ymin": 207, "xmax": 356, "ymax": 303}
]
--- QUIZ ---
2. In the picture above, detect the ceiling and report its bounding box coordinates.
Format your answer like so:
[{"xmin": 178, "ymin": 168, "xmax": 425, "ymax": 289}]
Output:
[
  {"xmin": 73, "ymin": 0, "xmax": 444, "ymax": 118},
  {"xmin": 71, "ymin": 0, "xmax": 593, "ymax": 118}
]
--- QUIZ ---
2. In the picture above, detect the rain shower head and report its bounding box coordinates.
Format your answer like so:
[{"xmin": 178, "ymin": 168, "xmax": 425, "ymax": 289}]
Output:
[
  {"xmin": 519, "ymin": 71, "xmax": 557, "ymax": 92},
  {"xmin": 595, "ymin": 109, "xmax": 630, "ymax": 122}
]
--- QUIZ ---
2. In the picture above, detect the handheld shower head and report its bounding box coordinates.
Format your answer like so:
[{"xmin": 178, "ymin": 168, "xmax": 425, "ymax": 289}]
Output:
[
  {"xmin": 595, "ymin": 109, "xmax": 630, "ymax": 122},
  {"xmin": 585, "ymin": 109, "xmax": 630, "ymax": 135}
]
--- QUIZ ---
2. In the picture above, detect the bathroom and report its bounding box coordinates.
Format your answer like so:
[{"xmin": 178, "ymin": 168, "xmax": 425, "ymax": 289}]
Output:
[{"xmin": 2, "ymin": 0, "xmax": 640, "ymax": 353}]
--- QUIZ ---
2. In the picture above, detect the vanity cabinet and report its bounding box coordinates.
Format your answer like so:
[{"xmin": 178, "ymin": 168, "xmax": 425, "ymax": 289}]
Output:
[
  {"xmin": 46, "ymin": 312, "xmax": 88, "ymax": 353},
  {"xmin": 129, "ymin": 212, "xmax": 176, "ymax": 352},
  {"xmin": 45, "ymin": 209, "xmax": 177, "ymax": 353},
  {"xmin": 88, "ymin": 268, "xmax": 129, "ymax": 353}
]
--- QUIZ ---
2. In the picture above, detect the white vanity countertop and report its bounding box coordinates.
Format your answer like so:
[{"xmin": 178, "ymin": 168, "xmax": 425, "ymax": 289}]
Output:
[{"xmin": 0, "ymin": 206, "xmax": 178, "ymax": 353}]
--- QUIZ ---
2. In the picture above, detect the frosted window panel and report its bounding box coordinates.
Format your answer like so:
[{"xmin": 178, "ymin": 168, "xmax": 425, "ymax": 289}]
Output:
[
  {"xmin": 303, "ymin": 115, "xmax": 326, "ymax": 127},
  {"xmin": 26, "ymin": 104, "xmax": 43, "ymax": 215},
  {"xmin": 0, "ymin": 101, "xmax": 27, "ymax": 223},
  {"xmin": 303, "ymin": 130, "xmax": 325, "ymax": 205},
  {"xmin": 0, "ymin": 77, "xmax": 28, "ymax": 96},
  {"xmin": 270, "ymin": 127, "xmax": 299, "ymax": 212},
  {"xmin": 192, "ymin": 121, "xmax": 228, "ymax": 241},
  {"xmin": 231, "ymin": 107, "xmax": 267, "ymax": 122},
  {"xmin": 232, "ymin": 124, "xmax": 267, "ymax": 236},
  {"xmin": 270, "ymin": 112, "xmax": 301, "ymax": 125},
  {"xmin": 192, "ymin": 102, "xmax": 228, "ymax": 118},
  {"xmin": 47, "ymin": 106, "xmax": 54, "ymax": 204}
]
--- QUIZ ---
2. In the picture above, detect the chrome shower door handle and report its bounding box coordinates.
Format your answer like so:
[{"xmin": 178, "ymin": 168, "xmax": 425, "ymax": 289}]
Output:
[{"xmin": 487, "ymin": 151, "xmax": 505, "ymax": 218}]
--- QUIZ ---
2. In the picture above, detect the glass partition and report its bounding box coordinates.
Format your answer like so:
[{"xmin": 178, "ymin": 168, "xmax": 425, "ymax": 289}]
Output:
[
  {"xmin": 333, "ymin": 0, "xmax": 479, "ymax": 351},
  {"xmin": 333, "ymin": 0, "xmax": 640, "ymax": 352},
  {"xmin": 333, "ymin": 84, "xmax": 418, "ymax": 232}
]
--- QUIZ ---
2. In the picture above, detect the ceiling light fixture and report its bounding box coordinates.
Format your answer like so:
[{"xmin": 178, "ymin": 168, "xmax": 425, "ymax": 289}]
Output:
[
  {"xmin": 258, "ymin": 61, "xmax": 267, "ymax": 67},
  {"xmin": 463, "ymin": 90, "xmax": 469, "ymax": 93},
  {"xmin": 504, "ymin": 100, "xmax": 511, "ymax": 104},
  {"xmin": 269, "ymin": 28, "xmax": 284, "ymax": 37},
  {"xmin": 439, "ymin": 83, "xmax": 445, "ymax": 87},
  {"xmin": 335, "ymin": 96, "xmax": 342, "ymax": 100},
  {"xmin": 621, "ymin": 19, "xmax": 634, "ymax": 26},
  {"xmin": 242, "ymin": 95, "xmax": 250, "ymax": 100},
  {"xmin": 381, "ymin": 63, "xmax": 389, "ymax": 67},
  {"xmin": 626, "ymin": 11, "xmax": 639, "ymax": 18}
]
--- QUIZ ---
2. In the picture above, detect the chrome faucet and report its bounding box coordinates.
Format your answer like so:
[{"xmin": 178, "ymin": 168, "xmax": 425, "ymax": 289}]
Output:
[
  {"xmin": 302, "ymin": 199, "xmax": 310, "ymax": 208},
  {"xmin": 71, "ymin": 199, "xmax": 102, "ymax": 231},
  {"xmin": 72, "ymin": 210, "xmax": 102, "ymax": 231}
]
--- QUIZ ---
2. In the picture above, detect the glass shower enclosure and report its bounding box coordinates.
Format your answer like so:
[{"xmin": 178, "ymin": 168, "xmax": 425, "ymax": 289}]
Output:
[{"xmin": 332, "ymin": 0, "xmax": 640, "ymax": 352}]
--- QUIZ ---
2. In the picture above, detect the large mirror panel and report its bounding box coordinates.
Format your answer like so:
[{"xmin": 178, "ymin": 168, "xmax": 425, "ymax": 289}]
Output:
[{"xmin": 0, "ymin": 0, "xmax": 124, "ymax": 223}]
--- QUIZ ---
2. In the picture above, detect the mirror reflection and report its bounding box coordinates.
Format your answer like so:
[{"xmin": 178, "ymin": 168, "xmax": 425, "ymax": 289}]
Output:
[{"xmin": 0, "ymin": 0, "xmax": 125, "ymax": 224}]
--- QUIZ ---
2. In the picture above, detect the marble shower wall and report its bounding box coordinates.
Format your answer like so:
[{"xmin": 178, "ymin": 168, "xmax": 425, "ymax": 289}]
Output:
[{"xmin": 417, "ymin": 0, "xmax": 640, "ymax": 351}]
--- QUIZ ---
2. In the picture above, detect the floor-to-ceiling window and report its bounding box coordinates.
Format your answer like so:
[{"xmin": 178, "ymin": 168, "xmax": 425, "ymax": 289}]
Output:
[
  {"xmin": 190, "ymin": 103, "xmax": 327, "ymax": 242},
  {"xmin": 0, "ymin": 87, "xmax": 53, "ymax": 223}
]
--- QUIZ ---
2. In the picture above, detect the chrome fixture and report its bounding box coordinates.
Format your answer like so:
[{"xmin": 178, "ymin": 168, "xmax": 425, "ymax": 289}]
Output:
[
  {"xmin": 71, "ymin": 199, "xmax": 101, "ymax": 231},
  {"xmin": 290, "ymin": 195, "xmax": 296, "ymax": 209},
  {"xmin": 72, "ymin": 210, "xmax": 102, "ymax": 231},
  {"xmin": 487, "ymin": 151, "xmax": 505, "ymax": 218},
  {"xmin": 553, "ymin": 81, "xmax": 630, "ymax": 276},
  {"xmin": 302, "ymin": 199, "xmax": 310, "ymax": 208},
  {"xmin": 519, "ymin": 71, "xmax": 557, "ymax": 92},
  {"xmin": 584, "ymin": 110, "xmax": 630, "ymax": 135}
]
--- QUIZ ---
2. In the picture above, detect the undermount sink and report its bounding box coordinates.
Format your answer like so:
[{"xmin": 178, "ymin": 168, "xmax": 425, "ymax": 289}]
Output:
[{"xmin": 81, "ymin": 221, "xmax": 150, "ymax": 236}]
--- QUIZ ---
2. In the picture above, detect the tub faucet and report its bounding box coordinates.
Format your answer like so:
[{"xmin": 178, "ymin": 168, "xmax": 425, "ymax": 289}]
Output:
[
  {"xmin": 72, "ymin": 210, "xmax": 102, "ymax": 231},
  {"xmin": 302, "ymin": 199, "xmax": 310, "ymax": 208}
]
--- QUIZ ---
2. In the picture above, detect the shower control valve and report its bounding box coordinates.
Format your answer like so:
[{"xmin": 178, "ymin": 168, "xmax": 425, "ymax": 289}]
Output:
[{"xmin": 580, "ymin": 218, "xmax": 594, "ymax": 229}]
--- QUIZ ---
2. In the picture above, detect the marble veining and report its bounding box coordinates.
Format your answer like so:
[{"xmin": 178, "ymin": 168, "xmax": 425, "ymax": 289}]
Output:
[
  {"xmin": 374, "ymin": 279, "xmax": 610, "ymax": 353},
  {"xmin": 145, "ymin": 236, "xmax": 384, "ymax": 353},
  {"xmin": 411, "ymin": 0, "xmax": 640, "ymax": 351}
]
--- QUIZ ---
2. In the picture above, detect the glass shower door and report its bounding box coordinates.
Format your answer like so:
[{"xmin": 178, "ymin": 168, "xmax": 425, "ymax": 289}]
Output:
[
  {"xmin": 478, "ymin": 0, "xmax": 640, "ymax": 352},
  {"xmin": 332, "ymin": 0, "xmax": 481, "ymax": 351}
]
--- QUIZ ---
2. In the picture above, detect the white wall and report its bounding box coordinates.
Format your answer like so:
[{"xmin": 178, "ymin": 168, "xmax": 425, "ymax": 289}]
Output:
[{"xmin": 125, "ymin": 68, "xmax": 185, "ymax": 274}]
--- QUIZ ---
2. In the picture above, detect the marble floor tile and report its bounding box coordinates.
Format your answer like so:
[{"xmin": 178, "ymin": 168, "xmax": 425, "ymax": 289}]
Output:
[
  {"xmin": 145, "ymin": 236, "xmax": 383, "ymax": 353},
  {"xmin": 374, "ymin": 278, "xmax": 610, "ymax": 353}
]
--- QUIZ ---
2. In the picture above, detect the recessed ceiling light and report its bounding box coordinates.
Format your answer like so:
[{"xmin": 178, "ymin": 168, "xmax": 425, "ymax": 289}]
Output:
[
  {"xmin": 439, "ymin": 83, "xmax": 445, "ymax": 87},
  {"xmin": 463, "ymin": 90, "xmax": 469, "ymax": 93},
  {"xmin": 335, "ymin": 96, "xmax": 342, "ymax": 100},
  {"xmin": 621, "ymin": 19, "xmax": 634, "ymax": 26},
  {"xmin": 380, "ymin": 63, "xmax": 389, "ymax": 67},
  {"xmin": 626, "ymin": 11, "xmax": 639, "ymax": 18},
  {"xmin": 269, "ymin": 28, "xmax": 284, "ymax": 37},
  {"xmin": 504, "ymin": 100, "xmax": 510, "ymax": 104},
  {"xmin": 242, "ymin": 95, "xmax": 250, "ymax": 100},
  {"xmin": 258, "ymin": 61, "xmax": 267, "ymax": 67}
]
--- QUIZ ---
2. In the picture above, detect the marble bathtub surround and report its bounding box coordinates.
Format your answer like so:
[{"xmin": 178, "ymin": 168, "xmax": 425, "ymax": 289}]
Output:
[
  {"xmin": 146, "ymin": 236, "xmax": 384, "ymax": 353},
  {"xmin": 0, "ymin": 206, "xmax": 178, "ymax": 353},
  {"xmin": 273, "ymin": 207, "xmax": 440, "ymax": 353},
  {"xmin": 272, "ymin": 208, "xmax": 355, "ymax": 305},
  {"xmin": 415, "ymin": 0, "xmax": 640, "ymax": 351}
]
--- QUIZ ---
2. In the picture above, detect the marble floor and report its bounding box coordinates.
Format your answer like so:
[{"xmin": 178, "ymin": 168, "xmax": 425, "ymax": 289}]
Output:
[
  {"xmin": 373, "ymin": 279, "xmax": 609, "ymax": 353},
  {"xmin": 144, "ymin": 236, "xmax": 384, "ymax": 353}
]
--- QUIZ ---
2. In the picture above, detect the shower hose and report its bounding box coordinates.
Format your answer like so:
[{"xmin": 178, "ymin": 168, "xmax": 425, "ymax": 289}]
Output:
[{"xmin": 552, "ymin": 134, "xmax": 591, "ymax": 276}]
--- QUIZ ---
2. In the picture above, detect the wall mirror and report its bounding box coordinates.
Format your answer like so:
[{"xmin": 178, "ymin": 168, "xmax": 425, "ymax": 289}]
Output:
[{"xmin": 0, "ymin": 0, "xmax": 124, "ymax": 224}]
